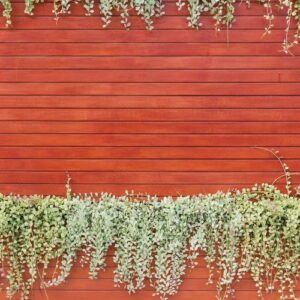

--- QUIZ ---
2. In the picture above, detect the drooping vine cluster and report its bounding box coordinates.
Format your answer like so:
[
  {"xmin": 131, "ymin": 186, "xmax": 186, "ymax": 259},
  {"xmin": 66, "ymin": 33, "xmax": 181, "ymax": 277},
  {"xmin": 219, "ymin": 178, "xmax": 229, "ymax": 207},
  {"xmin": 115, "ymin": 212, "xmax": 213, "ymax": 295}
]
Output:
[
  {"xmin": 0, "ymin": 150, "xmax": 300, "ymax": 300},
  {"xmin": 1, "ymin": 184, "xmax": 300, "ymax": 300},
  {"xmin": 1, "ymin": 0, "xmax": 165, "ymax": 29},
  {"xmin": 0, "ymin": 0, "xmax": 299, "ymax": 52},
  {"xmin": 176, "ymin": 0, "xmax": 300, "ymax": 53},
  {"xmin": 281, "ymin": 0, "xmax": 300, "ymax": 53}
]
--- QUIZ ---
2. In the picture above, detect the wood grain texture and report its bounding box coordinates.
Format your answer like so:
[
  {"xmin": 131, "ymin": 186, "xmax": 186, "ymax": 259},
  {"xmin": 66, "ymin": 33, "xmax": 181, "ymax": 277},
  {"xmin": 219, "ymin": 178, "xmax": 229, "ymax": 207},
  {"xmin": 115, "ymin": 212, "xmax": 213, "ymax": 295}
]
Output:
[
  {"xmin": 1, "ymin": 57, "xmax": 298, "ymax": 69},
  {"xmin": 1, "ymin": 291, "xmax": 299, "ymax": 300},
  {"xmin": 1, "ymin": 43, "xmax": 299, "ymax": 56},
  {"xmin": 1, "ymin": 1, "xmax": 300, "ymax": 299}
]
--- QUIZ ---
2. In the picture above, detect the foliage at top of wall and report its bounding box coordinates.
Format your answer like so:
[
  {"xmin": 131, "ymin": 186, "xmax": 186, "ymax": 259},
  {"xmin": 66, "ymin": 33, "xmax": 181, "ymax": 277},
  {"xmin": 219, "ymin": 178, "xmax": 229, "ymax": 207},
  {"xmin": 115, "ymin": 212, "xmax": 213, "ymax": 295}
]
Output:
[
  {"xmin": 0, "ymin": 0, "xmax": 299, "ymax": 52},
  {"xmin": 0, "ymin": 148, "xmax": 300, "ymax": 300}
]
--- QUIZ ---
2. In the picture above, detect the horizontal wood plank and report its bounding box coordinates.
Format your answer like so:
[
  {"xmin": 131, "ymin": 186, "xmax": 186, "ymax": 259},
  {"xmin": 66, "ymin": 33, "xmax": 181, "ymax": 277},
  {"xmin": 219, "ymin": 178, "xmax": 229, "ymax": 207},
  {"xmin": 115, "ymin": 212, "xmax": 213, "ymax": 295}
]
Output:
[
  {"xmin": 1, "ymin": 121, "xmax": 300, "ymax": 134},
  {"xmin": 0, "ymin": 109, "xmax": 300, "ymax": 121},
  {"xmin": 0, "ymin": 57, "xmax": 298, "ymax": 69},
  {"xmin": 0, "ymin": 171, "xmax": 296, "ymax": 184},
  {"xmin": 0, "ymin": 159, "xmax": 299, "ymax": 171},
  {"xmin": 1, "ymin": 70, "xmax": 299, "ymax": 82},
  {"xmin": 0, "ymin": 96, "xmax": 299, "ymax": 108},
  {"xmin": 0, "ymin": 146, "xmax": 296, "ymax": 159},
  {"xmin": 0, "ymin": 30, "xmax": 289, "ymax": 43},
  {"xmin": 0, "ymin": 43, "xmax": 298, "ymax": 56},
  {"xmin": 0, "ymin": 83, "xmax": 299, "ymax": 95},
  {"xmin": 0, "ymin": 134, "xmax": 300, "ymax": 146},
  {"xmin": 0, "ymin": 183, "xmax": 291, "ymax": 195}
]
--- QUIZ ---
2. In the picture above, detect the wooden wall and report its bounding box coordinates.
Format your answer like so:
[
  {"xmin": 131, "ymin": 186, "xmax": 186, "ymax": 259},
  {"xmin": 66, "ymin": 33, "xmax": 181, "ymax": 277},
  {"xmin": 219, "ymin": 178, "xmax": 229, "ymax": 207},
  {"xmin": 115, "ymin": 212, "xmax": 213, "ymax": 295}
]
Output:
[{"xmin": 0, "ymin": 1, "xmax": 300, "ymax": 299}]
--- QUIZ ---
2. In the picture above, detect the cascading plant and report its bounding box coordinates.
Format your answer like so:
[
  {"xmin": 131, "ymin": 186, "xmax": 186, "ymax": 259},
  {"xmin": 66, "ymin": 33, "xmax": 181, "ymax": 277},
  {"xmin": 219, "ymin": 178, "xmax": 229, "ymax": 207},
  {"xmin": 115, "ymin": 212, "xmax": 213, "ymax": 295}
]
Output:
[
  {"xmin": 176, "ymin": 0, "xmax": 300, "ymax": 53},
  {"xmin": 0, "ymin": 0, "xmax": 299, "ymax": 51},
  {"xmin": 0, "ymin": 148, "xmax": 300, "ymax": 300},
  {"xmin": 0, "ymin": 0, "xmax": 11, "ymax": 26},
  {"xmin": 0, "ymin": 195, "xmax": 70, "ymax": 300},
  {"xmin": 16, "ymin": 0, "xmax": 165, "ymax": 29},
  {"xmin": 281, "ymin": 0, "xmax": 300, "ymax": 53}
]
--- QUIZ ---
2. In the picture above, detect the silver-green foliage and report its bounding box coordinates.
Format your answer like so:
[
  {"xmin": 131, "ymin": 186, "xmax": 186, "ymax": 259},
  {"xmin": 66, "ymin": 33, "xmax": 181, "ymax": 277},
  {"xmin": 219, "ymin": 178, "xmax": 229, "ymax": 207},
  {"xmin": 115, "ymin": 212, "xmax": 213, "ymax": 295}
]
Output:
[
  {"xmin": 22, "ymin": 0, "xmax": 164, "ymax": 29},
  {"xmin": 0, "ymin": 0, "xmax": 299, "ymax": 51},
  {"xmin": 0, "ymin": 195, "xmax": 69, "ymax": 300},
  {"xmin": 1, "ymin": 183, "xmax": 300, "ymax": 300},
  {"xmin": 176, "ymin": 0, "xmax": 300, "ymax": 53},
  {"xmin": 0, "ymin": 0, "xmax": 11, "ymax": 26}
]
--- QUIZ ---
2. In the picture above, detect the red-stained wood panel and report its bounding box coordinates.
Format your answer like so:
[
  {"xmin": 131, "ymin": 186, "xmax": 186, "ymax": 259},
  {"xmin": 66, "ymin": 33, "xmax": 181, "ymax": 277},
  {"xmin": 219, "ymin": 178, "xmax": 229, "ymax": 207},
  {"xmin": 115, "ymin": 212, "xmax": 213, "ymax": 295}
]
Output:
[
  {"xmin": 2, "ymin": 70, "xmax": 300, "ymax": 82},
  {"xmin": 1, "ymin": 109, "xmax": 300, "ymax": 120},
  {"xmin": 1, "ymin": 83, "xmax": 300, "ymax": 95},
  {"xmin": 1, "ymin": 121, "xmax": 300, "ymax": 133},
  {"xmin": 0, "ymin": 1, "xmax": 300, "ymax": 299},
  {"xmin": 0, "ymin": 95, "xmax": 299, "ymax": 108},
  {"xmin": 1, "ymin": 57, "xmax": 298, "ymax": 68},
  {"xmin": 1, "ymin": 43, "xmax": 299, "ymax": 56}
]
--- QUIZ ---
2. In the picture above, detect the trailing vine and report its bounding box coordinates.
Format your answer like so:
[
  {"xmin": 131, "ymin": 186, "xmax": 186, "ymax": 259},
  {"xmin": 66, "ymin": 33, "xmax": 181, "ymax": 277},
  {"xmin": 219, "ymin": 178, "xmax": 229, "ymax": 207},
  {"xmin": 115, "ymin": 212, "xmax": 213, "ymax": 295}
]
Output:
[
  {"xmin": 176, "ymin": 0, "xmax": 300, "ymax": 53},
  {"xmin": 0, "ymin": 0, "xmax": 11, "ymax": 26},
  {"xmin": 0, "ymin": 150, "xmax": 300, "ymax": 300},
  {"xmin": 0, "ymin": 0, "xmax": 299, "ymax": 51},
  {"xmin": 281, "ymin": 0, "xmax": 300, "ymax": 53}
]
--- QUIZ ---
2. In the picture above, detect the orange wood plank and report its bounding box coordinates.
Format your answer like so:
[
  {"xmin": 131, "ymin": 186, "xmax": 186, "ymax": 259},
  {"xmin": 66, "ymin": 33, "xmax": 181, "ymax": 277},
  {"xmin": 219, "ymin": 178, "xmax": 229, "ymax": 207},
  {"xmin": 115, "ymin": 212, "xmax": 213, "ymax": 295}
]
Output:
[
  {"xmin": 0, "ymin": 96, "xmax": 299, "ymax": 108},
  {"xmin": 0, "ymin": 146, "xmax": 296, "ymax": 159},
  {"xmin": 1, "ymin": 70, "xmax": 299, "ymax": 82},
  {"xmin": 1, "ymin": 121, "xmax": 300, "ymax": 134},
  {"xmin": 0, "ymin": 183, "xmax": 291, "ymax": 195},
  {"xmin": 0, "ymin": 29, "xmax": 289, "ymax": 43},
  {"xmin": 0, "ymin": 43, "xmax": 298, "ymax": 56},
  {"xmin": 0, "ymin": 134, "xmax": 299, "ymax": 146},
  {"xmin": 0, "ymin": 83, "xmax": 299, "ymax": 95},
  {"xmin": 0, "ymin": 171, "xmax": 296, "ymax": 184},
  {"xmin": 0, "ymin": 159, "xmax": 299, "ymax": 171},
  {"xmin": 0, "ymin": 109, "xmax": 299, "ymax": 121},
  {"xmin": 1, "ymin": 57, "xmax": 298, "ymax": 69}
]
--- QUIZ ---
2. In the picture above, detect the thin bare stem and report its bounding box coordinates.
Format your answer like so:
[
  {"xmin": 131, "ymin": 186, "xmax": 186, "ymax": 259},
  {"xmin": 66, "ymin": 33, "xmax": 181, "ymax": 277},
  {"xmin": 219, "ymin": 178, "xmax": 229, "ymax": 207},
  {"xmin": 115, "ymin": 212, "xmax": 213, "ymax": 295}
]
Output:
[{"xmin": 254, "ymin": 147, "xmax": 292, "ymax": 194}]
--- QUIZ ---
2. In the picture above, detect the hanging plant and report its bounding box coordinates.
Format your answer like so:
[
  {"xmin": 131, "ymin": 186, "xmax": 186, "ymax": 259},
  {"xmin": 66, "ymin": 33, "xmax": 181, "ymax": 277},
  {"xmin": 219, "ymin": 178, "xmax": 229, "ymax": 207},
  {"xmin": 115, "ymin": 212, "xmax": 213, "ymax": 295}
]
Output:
[
  {"xmin": 281, "ymin": 0, "xmax": 300, "ymax": 53},
  {"xmin": 0, "ymin": 0, "xmax": 11, "ymax": 26},
  {"xmin": 0, "ymin": 0, "xmax": 299, "ymax": 51},
  {"xmin": 0, "ymin": 149, "xmax": 300, "ymax": 300},
  {"xmin": 14, "ymin": 0, "xmax": 165, "ymax": 29},
  {"xmin": 176, "ymin": 0, "xmax": 236, "ymax": 31},
  {"xmin": 176, "ymin": 0, "xmax": 300, "ymax": 53}
]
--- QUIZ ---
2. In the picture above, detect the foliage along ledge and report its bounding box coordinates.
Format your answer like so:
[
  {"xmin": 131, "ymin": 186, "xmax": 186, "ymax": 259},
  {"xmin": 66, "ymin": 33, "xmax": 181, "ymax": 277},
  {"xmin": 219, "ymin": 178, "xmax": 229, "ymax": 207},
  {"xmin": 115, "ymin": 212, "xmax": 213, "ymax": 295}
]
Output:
[
  {"xmin": 0, "ymin": 0, "xmax": 300, "ymax": 53},
  {"xmin": 0, "ymin": 148, "xmax": 300, "ymax": 300}
]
